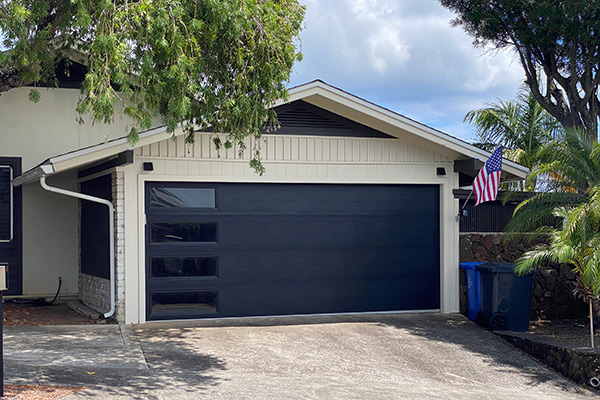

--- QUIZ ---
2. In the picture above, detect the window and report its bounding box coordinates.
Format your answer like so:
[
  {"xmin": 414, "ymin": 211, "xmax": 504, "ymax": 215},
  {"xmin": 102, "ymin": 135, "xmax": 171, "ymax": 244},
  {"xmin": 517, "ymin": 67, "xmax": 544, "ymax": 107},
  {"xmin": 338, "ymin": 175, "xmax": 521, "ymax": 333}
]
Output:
[
  {"xmin": 149, "ymin": 187, "xmax": 215, "ymax": 209},
  {"xmin": 151, "ymin": 256, "xmax": 217, "ymax": 278},
  {"xmin": 0, "ymin": 166, "xmax": 12, "ymax": 242},
  {"xmin": 151, "ymin": 222, "xmax": 217, "ymax": 243},
  {"xmin": 151, "ymin": 291, "xmax": 217, "ymax": 315}
]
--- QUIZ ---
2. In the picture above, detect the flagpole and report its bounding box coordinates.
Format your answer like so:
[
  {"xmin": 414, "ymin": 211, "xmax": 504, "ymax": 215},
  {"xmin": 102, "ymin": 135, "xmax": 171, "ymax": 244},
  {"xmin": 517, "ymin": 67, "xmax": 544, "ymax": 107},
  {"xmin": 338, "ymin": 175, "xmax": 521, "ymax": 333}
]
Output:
[
  {"xmin": 456, "ymin": 189, "xmax": 474, "ymax": 221},
  {"xmin": 456, "ymin": 144, "xmax": 503, "ymax": 222}
]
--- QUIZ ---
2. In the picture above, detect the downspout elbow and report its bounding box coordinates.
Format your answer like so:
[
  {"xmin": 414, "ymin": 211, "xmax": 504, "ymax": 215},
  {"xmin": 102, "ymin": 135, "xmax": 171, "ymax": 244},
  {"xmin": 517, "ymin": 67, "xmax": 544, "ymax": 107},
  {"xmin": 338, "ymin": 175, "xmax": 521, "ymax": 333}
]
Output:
[{"xmin": 39, "ymin": 176, "xmax": 116, "ymax": 319}]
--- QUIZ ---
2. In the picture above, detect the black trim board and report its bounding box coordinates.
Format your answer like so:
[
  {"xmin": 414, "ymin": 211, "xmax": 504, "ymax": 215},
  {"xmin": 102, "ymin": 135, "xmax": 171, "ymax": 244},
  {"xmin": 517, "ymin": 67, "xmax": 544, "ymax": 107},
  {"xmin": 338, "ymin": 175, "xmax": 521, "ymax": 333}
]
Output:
[
  {"xmin": 0, "ymin": 157, "xmax": 22, "ymax": 295},
  {"xmin": 78, "ymin": 150, "xmax": 134, "ymax": 179}
]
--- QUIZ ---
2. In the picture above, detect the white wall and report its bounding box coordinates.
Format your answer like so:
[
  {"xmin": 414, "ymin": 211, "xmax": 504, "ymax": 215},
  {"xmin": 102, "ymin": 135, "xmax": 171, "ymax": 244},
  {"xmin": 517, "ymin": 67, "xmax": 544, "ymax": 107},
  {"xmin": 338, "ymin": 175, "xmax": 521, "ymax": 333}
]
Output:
[
  {"xmin": 0, "ymin": 87, "xmax": 135, "ymax": 296},
  {"xmin": 22, "ymin": 171, "xmax": 79, "ymax": 295},
  {"xmin": 0, "ymin": 87, "xmax": 134, "ymax": 170}
]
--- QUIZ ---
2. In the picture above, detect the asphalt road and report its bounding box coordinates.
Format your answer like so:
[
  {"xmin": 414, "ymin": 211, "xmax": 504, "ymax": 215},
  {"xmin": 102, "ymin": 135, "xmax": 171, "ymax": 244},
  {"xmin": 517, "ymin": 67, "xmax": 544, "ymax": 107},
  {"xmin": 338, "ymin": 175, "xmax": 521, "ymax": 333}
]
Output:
[{"xmin": 5, "ymin": 313, "xmax": 597, "ymax": 399}]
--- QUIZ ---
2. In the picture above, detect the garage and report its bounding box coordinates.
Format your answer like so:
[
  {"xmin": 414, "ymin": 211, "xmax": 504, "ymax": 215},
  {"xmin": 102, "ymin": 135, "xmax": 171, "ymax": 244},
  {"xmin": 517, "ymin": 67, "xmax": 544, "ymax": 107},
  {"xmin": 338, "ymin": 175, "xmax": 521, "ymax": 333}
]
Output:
[{"xmin": 145, "ymin": 182, "xmax": 440, "ymax": 320}]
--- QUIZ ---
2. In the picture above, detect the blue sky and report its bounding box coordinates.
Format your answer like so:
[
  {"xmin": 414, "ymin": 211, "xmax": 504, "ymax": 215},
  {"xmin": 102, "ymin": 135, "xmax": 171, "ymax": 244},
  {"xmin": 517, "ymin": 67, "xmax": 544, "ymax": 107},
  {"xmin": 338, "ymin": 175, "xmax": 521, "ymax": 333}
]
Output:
[{"xmin": 287, "ymin": 0, "xmax": 526, "ymax": 142}]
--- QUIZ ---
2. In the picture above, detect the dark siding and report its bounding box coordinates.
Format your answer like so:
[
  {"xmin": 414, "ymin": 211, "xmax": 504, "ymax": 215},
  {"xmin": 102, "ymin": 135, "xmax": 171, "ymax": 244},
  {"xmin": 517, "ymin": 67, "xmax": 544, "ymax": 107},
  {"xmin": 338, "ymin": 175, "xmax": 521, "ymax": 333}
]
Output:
[
  {"xmin": 80, "ymin": 174, "xmax": 112, "ymax": 279},
  {"xmin": 25, "ymin": 59, "xmax": 88, "ymax": 89},
  {"xmin": 459, "ymin": 200, "xmax": 517, "ymax": 233},
  {"xmin": 268, "ymin": 100, "xmax": 394, "ymax": 138}
]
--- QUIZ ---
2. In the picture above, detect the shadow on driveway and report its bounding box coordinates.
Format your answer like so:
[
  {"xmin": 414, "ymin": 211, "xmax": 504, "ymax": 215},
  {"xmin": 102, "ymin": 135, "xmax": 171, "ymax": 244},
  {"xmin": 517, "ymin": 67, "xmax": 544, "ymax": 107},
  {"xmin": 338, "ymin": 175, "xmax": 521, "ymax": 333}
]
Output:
[{"xmin": 5, "ymin": 325, "xmax": 227, "ymax": 400}]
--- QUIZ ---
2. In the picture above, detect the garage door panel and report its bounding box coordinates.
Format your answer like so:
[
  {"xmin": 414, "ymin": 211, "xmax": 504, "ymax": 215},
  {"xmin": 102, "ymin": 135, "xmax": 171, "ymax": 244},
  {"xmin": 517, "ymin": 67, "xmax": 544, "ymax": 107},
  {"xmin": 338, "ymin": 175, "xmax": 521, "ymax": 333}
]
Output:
[
  {"xmin": 146, "ymin": 182, "xmax": 440, "ymax": 320},
  {"xmin": 218, "ymin": 216, "xmax": 436, "ymax": 249},
  {"xmin": 217, "ymin": 279, "xmax": 439, "ymax": 317},
  {"xmin": 216, "ymin": 250, "xmax": 437, "ymax": 283},
  {"xmin": 217, "ymin": 184, "xmax": 438, "ymax": 214}
]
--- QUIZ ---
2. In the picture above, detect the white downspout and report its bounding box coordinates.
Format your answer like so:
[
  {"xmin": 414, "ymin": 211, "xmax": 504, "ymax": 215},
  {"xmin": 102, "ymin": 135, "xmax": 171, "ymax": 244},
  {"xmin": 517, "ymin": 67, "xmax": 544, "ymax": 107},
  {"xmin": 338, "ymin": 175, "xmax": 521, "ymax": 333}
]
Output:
[{"xmin": 40, "ymin": 175, "xmax": 116, "ymax": 319}]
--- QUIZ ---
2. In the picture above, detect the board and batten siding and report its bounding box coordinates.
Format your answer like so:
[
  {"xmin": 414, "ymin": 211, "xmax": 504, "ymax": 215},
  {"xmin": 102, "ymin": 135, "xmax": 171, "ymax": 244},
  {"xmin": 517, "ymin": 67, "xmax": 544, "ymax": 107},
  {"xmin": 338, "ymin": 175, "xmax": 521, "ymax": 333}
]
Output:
[
  {"xmin": 133, "ymin": 133, "xmax": 454, "ymax": 180},
  {"xmin": 121, "ymin": 132, "xmax": 460, "ymax": 324}
]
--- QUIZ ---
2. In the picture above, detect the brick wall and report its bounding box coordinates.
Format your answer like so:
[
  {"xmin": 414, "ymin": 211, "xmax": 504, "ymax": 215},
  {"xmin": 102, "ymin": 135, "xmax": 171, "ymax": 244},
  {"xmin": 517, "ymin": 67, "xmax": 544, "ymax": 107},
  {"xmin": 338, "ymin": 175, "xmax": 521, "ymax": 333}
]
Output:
[{"xmin": 113, "ymin": 170, "xmax": 125, "ymax": 323}]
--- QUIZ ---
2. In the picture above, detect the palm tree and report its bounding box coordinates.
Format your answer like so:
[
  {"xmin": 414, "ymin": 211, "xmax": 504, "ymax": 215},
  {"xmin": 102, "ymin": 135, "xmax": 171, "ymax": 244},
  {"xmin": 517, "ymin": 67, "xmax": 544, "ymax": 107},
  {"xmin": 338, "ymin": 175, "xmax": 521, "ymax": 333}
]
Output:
[
  {"xmin": 506, "ymin": 129, "xmax": 600, "ymax": 234},
  {"xmin": 465, "ymin": 89, "xmax": 563, "ymax": 191},
  {"xmin": 514, "ymin": 188, "xmax": 600, "ymax": 347}
]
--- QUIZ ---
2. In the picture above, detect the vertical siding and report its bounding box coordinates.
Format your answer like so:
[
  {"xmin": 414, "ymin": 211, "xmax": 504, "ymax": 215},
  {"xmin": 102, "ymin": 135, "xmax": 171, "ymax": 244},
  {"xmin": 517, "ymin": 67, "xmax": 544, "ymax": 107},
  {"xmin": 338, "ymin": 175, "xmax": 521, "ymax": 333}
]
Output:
[{"xmin": 137, "ymin": 134, "xmax": 453, "ymax": 169}]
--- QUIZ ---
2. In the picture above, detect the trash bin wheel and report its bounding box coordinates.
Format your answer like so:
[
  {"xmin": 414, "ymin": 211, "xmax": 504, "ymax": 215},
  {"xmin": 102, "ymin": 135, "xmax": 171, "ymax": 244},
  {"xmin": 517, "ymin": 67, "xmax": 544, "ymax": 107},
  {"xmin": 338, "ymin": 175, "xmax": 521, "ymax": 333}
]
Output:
[
  {"xmin": 474, "ymin": 311, "xmax": 482, "ymax": 325},
  {"xmin": 490, "ymin": 312, "xmax": 508, "ymax": 331}
]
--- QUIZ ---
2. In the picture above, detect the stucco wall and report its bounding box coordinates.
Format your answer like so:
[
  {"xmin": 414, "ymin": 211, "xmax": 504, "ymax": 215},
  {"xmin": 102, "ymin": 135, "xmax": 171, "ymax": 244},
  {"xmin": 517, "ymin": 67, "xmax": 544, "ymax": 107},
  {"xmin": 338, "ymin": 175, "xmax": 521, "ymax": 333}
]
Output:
[
  {"xmin": 22, "ymin": 171, "xmax": 79, "ymax": 296},
  {"xmin": 0, "ymin": 87, "xmax": 133, "ymax": 170},
  {"xmin": 1, "ymin": 87, "xmax": 136, "ymax": 297}
]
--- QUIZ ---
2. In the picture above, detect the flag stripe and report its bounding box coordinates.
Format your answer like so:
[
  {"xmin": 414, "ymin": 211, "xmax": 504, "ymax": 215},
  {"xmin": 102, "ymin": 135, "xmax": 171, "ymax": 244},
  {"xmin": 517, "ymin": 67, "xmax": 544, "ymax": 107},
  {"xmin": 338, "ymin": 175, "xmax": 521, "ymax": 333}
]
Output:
[{"xmin": 473, "ymin": 146, "xmax": 502, "ymax": 207}]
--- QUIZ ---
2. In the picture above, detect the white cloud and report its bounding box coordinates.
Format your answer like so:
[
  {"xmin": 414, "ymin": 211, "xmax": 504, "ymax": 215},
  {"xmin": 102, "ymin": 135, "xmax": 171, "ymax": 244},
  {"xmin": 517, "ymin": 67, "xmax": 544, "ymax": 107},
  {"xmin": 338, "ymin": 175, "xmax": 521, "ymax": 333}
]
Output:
[
  {"xmin": 289, "ymin": 0, "xmax": 526, "ymax": 141},
  {"xmin": 367, "ymin": 27, "xmax": 411, "ymax": 74}
]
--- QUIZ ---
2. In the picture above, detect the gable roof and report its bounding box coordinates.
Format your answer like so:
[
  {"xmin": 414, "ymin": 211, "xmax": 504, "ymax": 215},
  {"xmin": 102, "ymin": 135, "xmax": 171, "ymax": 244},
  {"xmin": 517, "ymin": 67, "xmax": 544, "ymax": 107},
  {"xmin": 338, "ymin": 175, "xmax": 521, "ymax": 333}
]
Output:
[
  {"xmin": 13, "ymin": 80, "xmax": 528, "ymax": 186},
  {"xmin": 280, "ymin": 80, "xmax": 528, "ymax": 179}
]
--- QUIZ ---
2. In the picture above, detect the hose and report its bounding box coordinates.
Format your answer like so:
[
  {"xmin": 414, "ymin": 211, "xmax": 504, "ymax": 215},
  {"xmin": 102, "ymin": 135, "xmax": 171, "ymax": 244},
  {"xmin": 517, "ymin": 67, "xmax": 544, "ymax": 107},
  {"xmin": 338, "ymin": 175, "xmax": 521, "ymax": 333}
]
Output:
[{"xmin": 5, "ymin": 276, "xmax": 62, "ymax": 306}]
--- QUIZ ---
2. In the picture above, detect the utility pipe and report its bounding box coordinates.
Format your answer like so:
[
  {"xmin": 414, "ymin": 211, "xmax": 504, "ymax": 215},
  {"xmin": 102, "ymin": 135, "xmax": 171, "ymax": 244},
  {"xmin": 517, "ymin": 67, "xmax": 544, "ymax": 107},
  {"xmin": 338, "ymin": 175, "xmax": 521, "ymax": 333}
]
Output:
[{"xmin": 40, "ymin": 176, "xmax": 115, "ymax": 319}]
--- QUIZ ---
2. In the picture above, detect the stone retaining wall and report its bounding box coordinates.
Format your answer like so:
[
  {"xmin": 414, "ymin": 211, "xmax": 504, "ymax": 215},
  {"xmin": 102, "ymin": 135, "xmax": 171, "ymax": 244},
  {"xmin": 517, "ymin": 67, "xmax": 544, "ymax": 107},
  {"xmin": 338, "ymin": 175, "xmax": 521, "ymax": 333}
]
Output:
[
  {"xmin": 499, "ymin": 332, "xmax": 600, "ymax": 385},
  {"xmin": 460, "ymin": 233, "xmax": 587, "ymax": 320}
]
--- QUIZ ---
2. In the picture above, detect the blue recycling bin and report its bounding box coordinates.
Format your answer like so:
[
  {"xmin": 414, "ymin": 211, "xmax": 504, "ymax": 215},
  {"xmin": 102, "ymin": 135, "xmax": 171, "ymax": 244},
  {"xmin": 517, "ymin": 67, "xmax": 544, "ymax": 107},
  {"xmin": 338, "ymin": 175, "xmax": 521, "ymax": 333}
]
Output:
[
  {"xmin": 476, "ymin": 263, "xmax": 535, "ymax": 331},
  {"xmin": 460, "ymin": 262, "xmax": 483, "ymax": 321}
]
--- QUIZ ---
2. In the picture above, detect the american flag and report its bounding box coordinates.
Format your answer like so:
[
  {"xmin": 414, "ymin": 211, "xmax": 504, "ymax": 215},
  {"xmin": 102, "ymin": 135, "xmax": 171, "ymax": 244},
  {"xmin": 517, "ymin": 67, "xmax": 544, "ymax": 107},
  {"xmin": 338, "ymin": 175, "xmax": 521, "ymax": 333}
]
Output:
[{"xmin": 474, "ymin": 145, "xmax": 503, "ymax": 206}]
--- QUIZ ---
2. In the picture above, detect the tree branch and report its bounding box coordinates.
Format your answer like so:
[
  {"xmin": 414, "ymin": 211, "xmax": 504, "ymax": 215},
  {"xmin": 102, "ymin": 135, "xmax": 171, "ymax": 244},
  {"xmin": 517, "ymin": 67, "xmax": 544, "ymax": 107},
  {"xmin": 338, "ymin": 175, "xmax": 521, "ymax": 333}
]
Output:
[{"xmin": 0, "ymin": 65, "xmax": 23, "ymax": 94}]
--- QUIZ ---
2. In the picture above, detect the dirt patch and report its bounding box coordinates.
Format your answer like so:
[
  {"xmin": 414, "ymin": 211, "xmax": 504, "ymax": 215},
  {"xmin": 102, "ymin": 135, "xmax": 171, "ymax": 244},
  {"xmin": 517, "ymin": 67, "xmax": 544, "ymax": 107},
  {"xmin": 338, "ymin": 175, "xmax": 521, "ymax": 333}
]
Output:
[
  {"xmin": 3, "ymin": 302, "xmax": 96, "ymax": 326},
  {"xmin": 528, "ymin": 318, "xmax": 599, "ymax": 348},
  {"xmin": 2, "ymin": 384, "xmax": 86, "ymax": 399}
]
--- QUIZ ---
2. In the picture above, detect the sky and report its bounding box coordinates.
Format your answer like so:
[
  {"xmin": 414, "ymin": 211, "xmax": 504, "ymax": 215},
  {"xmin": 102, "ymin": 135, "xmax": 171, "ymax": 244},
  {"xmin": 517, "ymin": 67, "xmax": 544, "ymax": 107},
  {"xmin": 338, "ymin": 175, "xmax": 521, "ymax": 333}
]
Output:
[{"xmin": 287, "ymin": 0, "xmax": 526, "ymax": 142}]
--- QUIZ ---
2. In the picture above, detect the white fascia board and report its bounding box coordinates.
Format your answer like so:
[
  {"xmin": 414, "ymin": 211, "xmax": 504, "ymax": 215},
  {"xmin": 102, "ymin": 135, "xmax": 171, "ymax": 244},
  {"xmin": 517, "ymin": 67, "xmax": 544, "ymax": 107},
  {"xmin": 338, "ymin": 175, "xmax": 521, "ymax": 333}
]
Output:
[
  {"xmin": 281, "ymin": 81, "xmax": 529, "ymax": 179},
  {"xmin": 12, "ymin": 125, "xmax": 182, "ymax": 186},
  {"xmin": 49, "ymin": 125, "xmax": 176, "ymax": 173}
]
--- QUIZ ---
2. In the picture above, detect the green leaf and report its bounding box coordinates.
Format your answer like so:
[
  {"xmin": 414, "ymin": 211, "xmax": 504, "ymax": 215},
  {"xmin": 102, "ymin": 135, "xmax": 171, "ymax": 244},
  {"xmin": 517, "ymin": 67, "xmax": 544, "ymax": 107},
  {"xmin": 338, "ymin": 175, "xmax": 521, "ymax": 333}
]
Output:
[{"xmin": 28, "ymin": 89, "xmax": 40, "ymax": 103}]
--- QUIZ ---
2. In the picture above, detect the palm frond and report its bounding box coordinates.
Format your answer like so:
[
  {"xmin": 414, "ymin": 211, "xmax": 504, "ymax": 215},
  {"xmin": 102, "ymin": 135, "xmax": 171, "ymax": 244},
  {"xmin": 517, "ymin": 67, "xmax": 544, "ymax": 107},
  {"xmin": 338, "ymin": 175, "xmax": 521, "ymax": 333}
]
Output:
[
  {"xmin": 507, "ymin": 191, "xmax": 582, "ymax": 233},
  {"xmin": 514, "ymin": 247, "xmax": 558, "ymax": 275}
]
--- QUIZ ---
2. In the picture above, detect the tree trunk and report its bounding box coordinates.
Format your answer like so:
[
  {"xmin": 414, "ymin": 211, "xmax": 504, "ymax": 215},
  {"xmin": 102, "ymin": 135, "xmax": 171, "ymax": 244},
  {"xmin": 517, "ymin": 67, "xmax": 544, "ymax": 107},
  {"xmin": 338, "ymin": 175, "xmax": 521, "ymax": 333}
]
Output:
[{"xmin": 590, "ymin": 299, "xmax": 595, "ymax": 348}]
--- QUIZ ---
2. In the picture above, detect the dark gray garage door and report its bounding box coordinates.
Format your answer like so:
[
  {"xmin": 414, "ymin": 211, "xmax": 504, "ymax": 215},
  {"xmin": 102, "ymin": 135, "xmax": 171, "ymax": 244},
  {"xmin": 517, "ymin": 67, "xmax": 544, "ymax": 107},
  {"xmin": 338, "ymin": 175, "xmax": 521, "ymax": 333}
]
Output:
[{"xmin": 145, "ymin": 182, "xmax": 440, "ymax": 320}]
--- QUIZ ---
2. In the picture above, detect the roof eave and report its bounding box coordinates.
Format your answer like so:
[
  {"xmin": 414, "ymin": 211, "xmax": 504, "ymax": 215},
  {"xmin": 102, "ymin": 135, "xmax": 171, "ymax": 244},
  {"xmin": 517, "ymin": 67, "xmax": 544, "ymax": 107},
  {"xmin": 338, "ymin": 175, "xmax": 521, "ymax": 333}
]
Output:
[{"xmin": 12, "ymin": 125, "xmax": 177, "ymax": 186}]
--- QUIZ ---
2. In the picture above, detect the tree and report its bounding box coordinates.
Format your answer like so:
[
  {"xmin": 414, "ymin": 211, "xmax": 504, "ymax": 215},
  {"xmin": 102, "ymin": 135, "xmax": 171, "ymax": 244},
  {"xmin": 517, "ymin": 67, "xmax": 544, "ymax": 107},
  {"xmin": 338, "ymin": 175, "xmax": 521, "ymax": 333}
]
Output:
[
  {"xmin": 0, "ymin": 0, "xmax": 305, "ymax": 173},
  {"xmin": 507, "ymin": 129, "xmax": 600, "ymax": 346},
  {"xmin": 506, "ymin": 129, "xmax": 600, "ymax": 233},
  {"xmin": 465, "ymin": 89, "xmax": 563, "ymax": 191},
  {"xmin": 439, "ymin": 0, "xmax": 600, "ymax": 142},
  {"xmin": 514, "ymin": 188, "xmax": 600, "ymax": 347}
]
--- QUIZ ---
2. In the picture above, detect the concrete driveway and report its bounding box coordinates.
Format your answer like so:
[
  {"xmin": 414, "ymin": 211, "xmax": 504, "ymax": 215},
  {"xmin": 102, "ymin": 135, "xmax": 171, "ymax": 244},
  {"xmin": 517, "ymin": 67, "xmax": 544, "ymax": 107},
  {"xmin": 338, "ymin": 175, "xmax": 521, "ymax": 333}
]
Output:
[{"xmin": 4, "ymin": 314, "xmax": 596, "ymax": 399}]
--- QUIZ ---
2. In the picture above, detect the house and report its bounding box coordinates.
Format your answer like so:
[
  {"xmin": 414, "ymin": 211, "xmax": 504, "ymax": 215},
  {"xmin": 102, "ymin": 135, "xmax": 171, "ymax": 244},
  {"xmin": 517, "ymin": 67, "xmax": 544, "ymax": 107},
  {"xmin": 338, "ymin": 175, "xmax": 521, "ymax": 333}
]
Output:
[{"xmin": 0, "ymin": 74, "xmax": 528, "ymax": 323}]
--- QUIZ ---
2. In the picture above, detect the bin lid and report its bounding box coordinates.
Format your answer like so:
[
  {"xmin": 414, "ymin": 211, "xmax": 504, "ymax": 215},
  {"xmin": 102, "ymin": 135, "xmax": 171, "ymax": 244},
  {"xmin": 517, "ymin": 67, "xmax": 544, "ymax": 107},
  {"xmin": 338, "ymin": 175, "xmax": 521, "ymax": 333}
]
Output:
[
  {"xmin": 477, "ymin": 263, "xmax": 516, "ymax": 273},
  {"xmin": 459, "ymin": 262, "xmax": 484, "ymax": 270}
]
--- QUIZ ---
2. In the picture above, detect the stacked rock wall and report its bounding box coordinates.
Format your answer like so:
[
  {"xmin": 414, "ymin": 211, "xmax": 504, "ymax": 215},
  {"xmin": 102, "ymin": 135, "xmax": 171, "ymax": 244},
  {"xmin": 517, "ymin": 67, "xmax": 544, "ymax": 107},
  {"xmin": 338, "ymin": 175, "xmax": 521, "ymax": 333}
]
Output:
[{"xmin": 459, "ymin": 233, "xmax": 587, "ymax": 320}]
